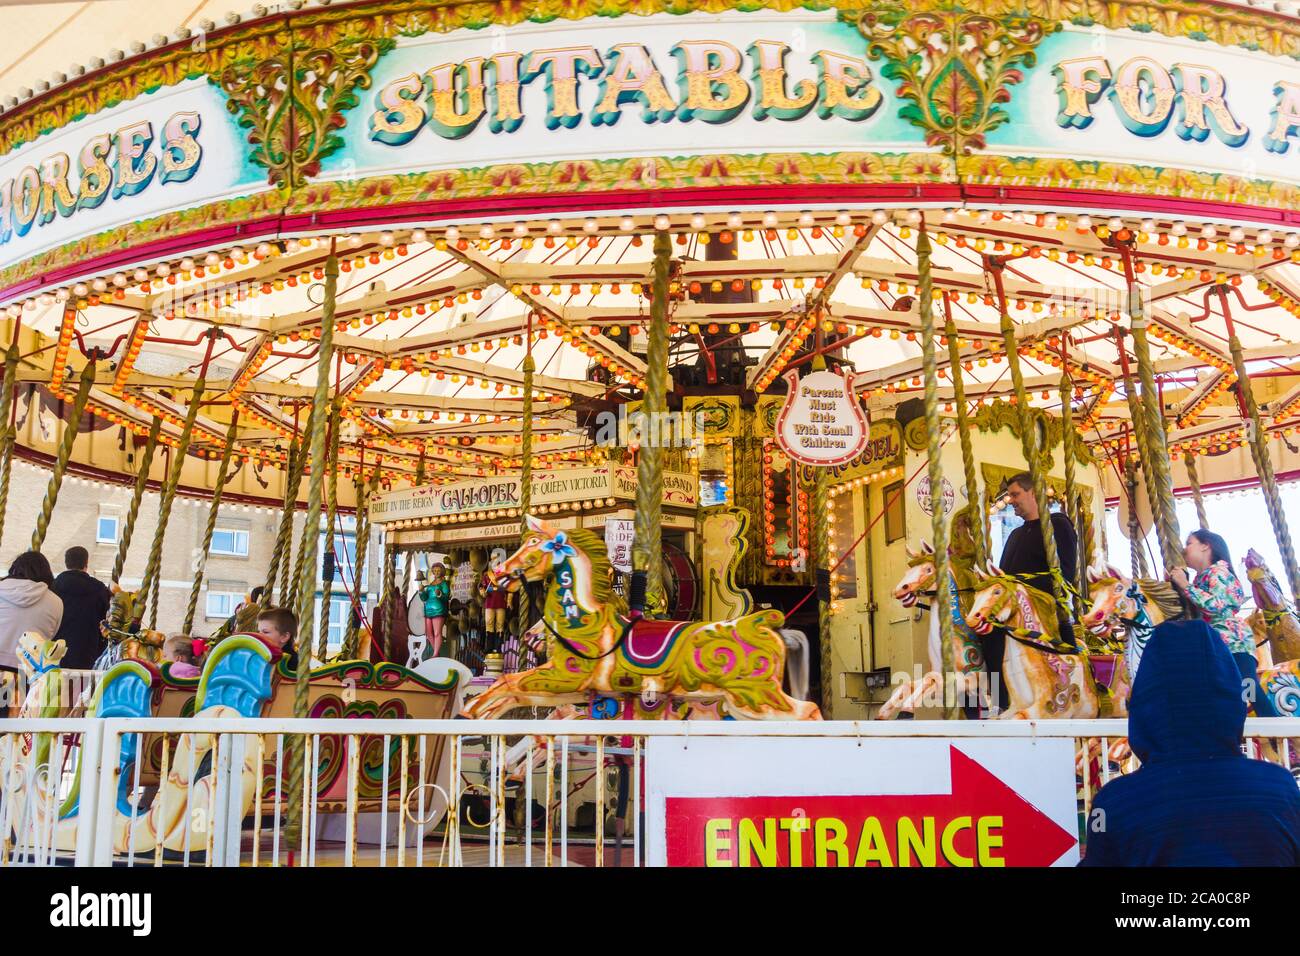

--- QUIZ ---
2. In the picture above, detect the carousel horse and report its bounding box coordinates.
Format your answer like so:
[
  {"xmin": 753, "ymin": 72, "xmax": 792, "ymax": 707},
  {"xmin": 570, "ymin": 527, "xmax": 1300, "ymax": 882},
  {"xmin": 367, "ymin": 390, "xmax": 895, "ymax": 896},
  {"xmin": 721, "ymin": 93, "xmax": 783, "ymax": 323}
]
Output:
[
  {"xmin": 882, "ymin": 506, "xmax": 988, "ymax": 718},
  {"xmin": 964, "ymin": 564, "xmax": 1099, "ymax": 720},
  {"xmin": 94, "ymin": 585, "xmax": 166, "ymax": 670},
  {"xmin": 1245, "ymin": 549, "xmax": 1300, "ymax": 663},
  {"xmin": 1080, "ymin": 566, "xmax": 1183, "ymax": 716},
  {"xmin": 461, "ymin": 516, "xmax": 820, "ymax": 721}
]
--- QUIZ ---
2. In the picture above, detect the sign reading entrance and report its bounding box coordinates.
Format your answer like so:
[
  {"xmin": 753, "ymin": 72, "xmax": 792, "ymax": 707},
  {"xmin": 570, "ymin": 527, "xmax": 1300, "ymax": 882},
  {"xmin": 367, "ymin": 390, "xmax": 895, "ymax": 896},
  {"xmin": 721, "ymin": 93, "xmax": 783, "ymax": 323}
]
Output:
[
  {"xmin": 646, "ymin": 737, "xmax": 1079, "ymax": 867},
  {"xmin": 774, "ymin": 368, "xmax": 869, "ymax": 467}
]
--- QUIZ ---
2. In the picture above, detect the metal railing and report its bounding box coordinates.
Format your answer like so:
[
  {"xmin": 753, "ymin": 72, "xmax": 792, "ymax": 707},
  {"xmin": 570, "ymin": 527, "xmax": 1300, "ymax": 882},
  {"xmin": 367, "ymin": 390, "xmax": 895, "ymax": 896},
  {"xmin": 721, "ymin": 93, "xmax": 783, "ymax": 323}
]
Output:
[{"xmin": 2, "ymin": 717, "xmax": 1297, "ymax": 867}]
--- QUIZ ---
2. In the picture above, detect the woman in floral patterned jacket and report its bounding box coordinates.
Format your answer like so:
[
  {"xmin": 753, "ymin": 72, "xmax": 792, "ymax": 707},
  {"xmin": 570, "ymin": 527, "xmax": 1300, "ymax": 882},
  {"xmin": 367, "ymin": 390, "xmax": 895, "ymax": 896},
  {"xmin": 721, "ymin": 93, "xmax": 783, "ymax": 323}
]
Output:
[{"xmin": 1168, "ymin": 529, "xmax": 1278, "ymax": 717}]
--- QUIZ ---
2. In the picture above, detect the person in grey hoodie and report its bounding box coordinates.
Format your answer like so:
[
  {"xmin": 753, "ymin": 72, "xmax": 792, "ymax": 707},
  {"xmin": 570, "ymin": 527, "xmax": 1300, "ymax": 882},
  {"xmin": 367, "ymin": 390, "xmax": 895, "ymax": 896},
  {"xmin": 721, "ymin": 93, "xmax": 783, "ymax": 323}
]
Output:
[{"xmin": 0, "ymin": 551, "xmax": 64, "ymax": 675}]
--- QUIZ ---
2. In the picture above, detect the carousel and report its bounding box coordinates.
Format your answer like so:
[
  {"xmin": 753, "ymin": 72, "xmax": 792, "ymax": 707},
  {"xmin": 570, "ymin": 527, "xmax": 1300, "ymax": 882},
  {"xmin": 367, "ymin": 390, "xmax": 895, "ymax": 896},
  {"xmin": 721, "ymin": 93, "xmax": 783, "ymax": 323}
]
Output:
[{"xmin": 1, "ymin": 0, "xmax": 1300, "ymax": 863}]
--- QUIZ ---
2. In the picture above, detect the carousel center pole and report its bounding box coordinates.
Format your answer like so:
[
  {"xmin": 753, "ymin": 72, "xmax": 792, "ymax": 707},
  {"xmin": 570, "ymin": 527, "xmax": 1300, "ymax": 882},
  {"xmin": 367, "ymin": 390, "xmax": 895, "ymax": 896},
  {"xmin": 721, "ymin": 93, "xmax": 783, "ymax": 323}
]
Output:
[
  {"xmin": 286, "ymin": 240, "xmax": 339, "ymax": 852},
  {"xmin": 111, "ymin": 417, "xmax": 162, "ymax": 585},
  {"xmin": 987, "ymin": 259, "xmax": 1067, "ymax": 617},
  {"xmin": 182, "ymin": 412, "xmax": 240, "ymax": 635},
  {"xmin": 1218, "ymin": 285, "xmax": 1300, "ymax": 600},
  {"xmin": 1120, "ymin": 245, "xmax": 1182, "ymax": 574},
  {"xmin": 135, "ymin": 331, "xmax": 216, "ymax": 625},
  {"xmin": 31, "ymin": 353, "xmax": 97, "ymax": 552},
  {"xmin": 918, "ymin": 230, "xmax": 958, "ymax": 718},
  {"xmin": 0, "ymin": 342, "xmax": 20, "ymax": 547},
  {"xmin": 631, "ymin": 230, "xmax": 672, "ymax": 613}
]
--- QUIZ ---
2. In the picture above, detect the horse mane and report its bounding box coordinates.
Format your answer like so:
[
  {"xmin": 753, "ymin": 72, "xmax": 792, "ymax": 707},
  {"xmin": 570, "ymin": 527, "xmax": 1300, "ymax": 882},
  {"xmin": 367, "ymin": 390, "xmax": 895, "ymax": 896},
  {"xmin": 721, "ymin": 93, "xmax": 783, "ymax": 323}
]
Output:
[
  {"xmin": 560, "ymin": 526, "xmax": 625, "ymax": 610},
  {"xmin": 1137, "ymin": 578, "xmax": 1184, "ymax": 621}
]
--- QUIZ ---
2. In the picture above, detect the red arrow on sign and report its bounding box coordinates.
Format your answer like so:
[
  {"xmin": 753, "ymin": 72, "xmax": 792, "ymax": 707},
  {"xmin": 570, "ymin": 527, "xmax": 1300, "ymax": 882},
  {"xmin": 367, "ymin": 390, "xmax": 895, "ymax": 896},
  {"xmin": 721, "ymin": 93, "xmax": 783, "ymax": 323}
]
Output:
[{"xmin": 665, "ymin": 745, "xmax": 1077, "ymax": 867}]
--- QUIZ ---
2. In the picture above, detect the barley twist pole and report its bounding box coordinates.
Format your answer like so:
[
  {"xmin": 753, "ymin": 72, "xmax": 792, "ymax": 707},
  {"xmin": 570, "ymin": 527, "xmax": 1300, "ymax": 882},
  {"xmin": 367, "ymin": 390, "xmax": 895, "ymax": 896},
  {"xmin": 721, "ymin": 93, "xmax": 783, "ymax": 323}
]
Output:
[
  {"xmin": 942, "ymin": 297, "xmax": 988, "ymax": 568},
  {"xmin": 515, "ymin": 335, "xmax": 535, "ymax": 645},
  {"xmin": 632, "ymin": 231, "xmax": 672, "ymax": 613},
  {"xmin": 182, "ymin": 413, "xmax": 240, "ymax": 634},
  {"xmin": 1184, "ymin": 449, "xmax": 1210, "ymax": 531},
  {"xmin": 0, "ymin": 343, "xmax": 20, "ymax": 547},
  {"xmin": 344, "ymin": 469, "xmax": 378, "ymax": 659},
  {"xmin": 112, "ymin": 417, "xmax": 161, "ymax": 584},
  {"xmin": 989, "ymin": 260, "xmax": 1065, "ymax": 615},
  {"xmin": 1220, "ymin": 286, "xmax": 1300, "ymax": 601},
  {"xmin": 31, "ymin": 357, "xmax": 96, "ymax": 552},
  {"xmin": 919, "ymin": 231, "xmax": 958, "ymax": 718},
  {"xmin": 286, "ymin": 244, "xmax": 338, "ymax": 852},
  {"xmin": 316, "ymin": 402, "xmax": 342, "ymax": 660},
  {"xmin": 135, "ymin": 338, "xmax": 213, "ymax": 625},
  {"xmin": 1058, "ymin": 368, "xmax": 1082, "ymax": 619}
]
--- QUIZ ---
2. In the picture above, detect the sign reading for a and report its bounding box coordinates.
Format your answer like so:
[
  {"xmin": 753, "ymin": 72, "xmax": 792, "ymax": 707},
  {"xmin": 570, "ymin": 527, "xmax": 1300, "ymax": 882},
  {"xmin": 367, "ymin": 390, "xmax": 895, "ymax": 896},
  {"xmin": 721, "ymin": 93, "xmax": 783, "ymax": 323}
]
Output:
[
  {"xmin": 647, "ymin": 737, "xmax": 1079, "ymax": 867},
  {"xmin": 774, "ymin": 368, "xmax": 869, "ymax": 467}
]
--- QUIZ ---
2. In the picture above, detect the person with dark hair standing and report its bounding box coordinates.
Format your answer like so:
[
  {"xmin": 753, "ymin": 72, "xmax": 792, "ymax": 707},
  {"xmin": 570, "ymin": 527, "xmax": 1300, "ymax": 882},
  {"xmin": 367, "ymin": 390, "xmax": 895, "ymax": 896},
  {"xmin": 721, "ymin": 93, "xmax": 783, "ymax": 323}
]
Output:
[
  {"xmin": 0, "ymin": 551, "xmax": 64, "ymax": 676},
  {"xmin": 52, "ymin": 546, "xmax": 111, "ymax": 670},
  {"xmin": 1168, "ymin": 529, "xmax": 1277, "ymax": 717},
  {"xmin": 986, "ymin": 473, "xmax": 1079, "ymax": 712}
]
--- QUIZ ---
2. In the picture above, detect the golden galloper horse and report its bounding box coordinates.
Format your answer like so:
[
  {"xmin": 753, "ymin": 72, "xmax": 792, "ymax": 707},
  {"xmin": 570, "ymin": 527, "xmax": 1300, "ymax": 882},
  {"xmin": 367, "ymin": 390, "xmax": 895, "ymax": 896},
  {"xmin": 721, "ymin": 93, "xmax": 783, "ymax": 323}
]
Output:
[
  {"xmin": 461, "ymin": 516, "xmax": 820, "ymax": 721},
  {"xmin": 964, "ymin": 565, "xmax": 1099, "ymax": 720}
]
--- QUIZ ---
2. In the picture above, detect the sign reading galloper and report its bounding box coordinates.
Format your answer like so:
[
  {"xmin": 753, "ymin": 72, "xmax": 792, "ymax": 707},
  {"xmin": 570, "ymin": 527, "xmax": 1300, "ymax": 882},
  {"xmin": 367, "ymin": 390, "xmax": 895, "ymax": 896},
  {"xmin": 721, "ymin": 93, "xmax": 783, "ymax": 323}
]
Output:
[{"xmin": 774, "ymin": 368, "xmax": 869, "ymax": 467}]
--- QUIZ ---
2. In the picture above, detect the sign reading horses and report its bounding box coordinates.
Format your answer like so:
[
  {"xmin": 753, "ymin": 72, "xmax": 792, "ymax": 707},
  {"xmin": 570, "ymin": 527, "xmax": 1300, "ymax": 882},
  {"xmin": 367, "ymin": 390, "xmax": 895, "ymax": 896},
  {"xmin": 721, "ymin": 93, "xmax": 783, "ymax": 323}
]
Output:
[
  {"xmin": 646, "ymin": 737, "xmax": 1078, "ymax": 867},
  {"xmin": 775, "ymin": 368, "xmax": 869, "ymax": 467}
]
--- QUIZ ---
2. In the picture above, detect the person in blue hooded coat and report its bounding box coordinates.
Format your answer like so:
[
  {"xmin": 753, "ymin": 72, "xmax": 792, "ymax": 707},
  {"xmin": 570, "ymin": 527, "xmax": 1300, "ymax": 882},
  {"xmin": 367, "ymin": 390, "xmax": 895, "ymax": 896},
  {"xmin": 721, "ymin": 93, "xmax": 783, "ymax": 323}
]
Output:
[{"xmin": 1080, "ymin": 618, "xmax": 1300, "ymax": 866}]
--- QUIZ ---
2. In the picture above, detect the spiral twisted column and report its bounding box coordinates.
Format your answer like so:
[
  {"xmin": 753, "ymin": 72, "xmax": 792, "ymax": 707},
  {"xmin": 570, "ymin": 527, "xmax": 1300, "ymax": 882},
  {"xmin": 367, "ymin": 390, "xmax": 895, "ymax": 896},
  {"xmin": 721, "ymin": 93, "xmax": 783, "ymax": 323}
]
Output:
[
  {"xmin": 317, "ymin": 402, "xmax": 342, "ymax": 660},
  {"xmin": 919, "ymin": 232, "xmax": 958, "ymax": 718},
  {"xmin": 1129, "ymin": 310, "xmax": 1182, "ymax": 575},
  {"xmin": 1058, "ymin": 369, "xmax": 1082, "ymax": 618},
  {"xmin": 31, "ymin": 358, "xmax": 96, "ymax": 552},
  {"xmin": 112, "ymin": 417, "xmax": 161, "ymax": 584},
  {"xmin": 1184, "ymin": 450, "xmax": 1210, "ymax": 531},
  {"xmin": 135, "ymin": 373, "xmax": 206, "ymax": 625},
  {"xmin": 942, "ymin": 300, "xmax": 987, "ymax": 569},
  {"xmin": 286, "ymin": 246, "xmax": 339, "ymax": 848},
  {"xmin": 515, "ymin": 348, "xmax": 535, "ymax": 643},
  {"xmin": 631, "ymin": 231, "xmax": 672, "ymax": 612},
  {"xmin": 0, "ymin": 343, "xmax": 20, "ymax": 547},
  {"xmin": 182, "ymin": 413, "xmax": 240, "ymax": 634}
]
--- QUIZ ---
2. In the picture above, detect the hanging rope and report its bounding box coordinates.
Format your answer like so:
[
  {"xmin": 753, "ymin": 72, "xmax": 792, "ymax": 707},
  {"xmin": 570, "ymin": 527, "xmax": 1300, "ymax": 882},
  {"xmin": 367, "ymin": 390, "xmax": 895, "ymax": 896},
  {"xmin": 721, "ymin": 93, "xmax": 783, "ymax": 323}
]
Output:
[
  {"xmin": 182, "ymin": 413, "xmax": 240, "ymax": 634},
  {"xmin": 0, "ymin": 343, "xmax": 20, "ymax": 547},
  {"xmin": 134, "ymin": 367, "xmax": 208, "ymax": 626},
  {"xmin": 1220, "ymin": 286, "xmax": 1300, "ymax": 601},
  {"xmin": 919, "ymin": 231, "xmax": 958, "ymax": 718},
  {"xmin": 112, "ymin": 417, "xmax": 161, "ymax": 584},
  {"xmin": 1184, "ymin": 449, "xmax": 1210, "ymax": 531},
  {"xmin": 31, "ymin": 357, "xmax": 96, "ymax": 552},
  {"xmin": 316, "ymin": 402, "xmax": 342, "ymax": 661},
  {"xmin": 286, "ymin": 244, "xmax": 339, "ymax": 850},
  {"xmin": 942, "ymin": 297, "xmax": 988, "ymax": 569},
  {"xmin": 631, "ymin": 231, "xmax": 672, "ymax": 614},
  {"xmin": 988, "ymin": 260, "xmax": 1067, "ymax": 617}
]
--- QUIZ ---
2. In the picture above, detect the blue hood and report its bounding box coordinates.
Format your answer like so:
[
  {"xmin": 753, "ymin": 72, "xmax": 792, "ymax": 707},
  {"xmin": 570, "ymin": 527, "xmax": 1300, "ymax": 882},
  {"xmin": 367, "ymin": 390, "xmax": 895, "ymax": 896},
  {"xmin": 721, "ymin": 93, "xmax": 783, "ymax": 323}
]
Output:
[{"xmin": 1128, "ymin": 619, "xmax": 1245, "ymax": 763}]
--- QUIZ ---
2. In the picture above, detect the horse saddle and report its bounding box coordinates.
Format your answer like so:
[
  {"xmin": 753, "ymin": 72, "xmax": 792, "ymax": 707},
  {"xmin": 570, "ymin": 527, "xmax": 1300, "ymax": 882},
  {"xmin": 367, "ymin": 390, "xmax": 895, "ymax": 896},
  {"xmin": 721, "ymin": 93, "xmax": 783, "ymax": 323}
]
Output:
[{"xmin": 623, "ymin": 619, "xmax": 690, "ymax": 668}]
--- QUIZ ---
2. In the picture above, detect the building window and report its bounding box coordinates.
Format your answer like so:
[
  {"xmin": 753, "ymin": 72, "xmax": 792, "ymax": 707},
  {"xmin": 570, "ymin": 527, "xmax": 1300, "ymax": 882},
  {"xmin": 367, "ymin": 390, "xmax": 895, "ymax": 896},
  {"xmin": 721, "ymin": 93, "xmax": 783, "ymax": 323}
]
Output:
[
  {"xmin": 209, "ymin": 528, "xmax": 250, "ymax": 557},
  {"xmin": 205, "ymin": 589, "xmax": 241, "ymax": 620},
  {"xmin": 96, "ymin": 515, "xmax": 120, "ymax": 544},
  {"xmin": 316, "ymin": 595, "xmax": 352, "ymax": 651}
]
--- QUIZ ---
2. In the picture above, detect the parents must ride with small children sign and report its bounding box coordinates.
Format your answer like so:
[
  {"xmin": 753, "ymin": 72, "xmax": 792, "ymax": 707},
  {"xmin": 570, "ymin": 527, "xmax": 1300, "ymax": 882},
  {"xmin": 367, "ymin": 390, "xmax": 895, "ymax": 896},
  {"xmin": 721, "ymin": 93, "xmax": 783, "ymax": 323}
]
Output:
[
  {"xmin": 775, "ymin": 367, "xmax": 869, "ymax": 467},
  {"xmin": 645, "ymin": 737, "xmax": 1079, "ymax": 867}
]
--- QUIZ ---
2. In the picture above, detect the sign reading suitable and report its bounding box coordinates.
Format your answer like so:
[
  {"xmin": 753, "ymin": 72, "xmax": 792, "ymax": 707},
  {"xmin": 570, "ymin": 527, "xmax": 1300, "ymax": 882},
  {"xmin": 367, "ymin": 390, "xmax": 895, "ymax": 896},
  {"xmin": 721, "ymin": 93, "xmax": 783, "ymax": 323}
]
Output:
[
  {"xmin": 647, "ymin": 737, "xmax": 1079, "ymax": 867},
  {"xmin": 774, "ymin": 368, "xmax": 870, "ymax": 466}
]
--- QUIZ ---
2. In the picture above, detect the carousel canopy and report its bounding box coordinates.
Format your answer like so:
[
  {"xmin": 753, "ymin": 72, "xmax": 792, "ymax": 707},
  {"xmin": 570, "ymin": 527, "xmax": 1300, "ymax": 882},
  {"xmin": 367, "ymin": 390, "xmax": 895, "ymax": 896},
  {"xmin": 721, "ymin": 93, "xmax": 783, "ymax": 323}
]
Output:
[{"xmin": 0, "ymin": 0, "xmax": 1297, "ymax": 505}]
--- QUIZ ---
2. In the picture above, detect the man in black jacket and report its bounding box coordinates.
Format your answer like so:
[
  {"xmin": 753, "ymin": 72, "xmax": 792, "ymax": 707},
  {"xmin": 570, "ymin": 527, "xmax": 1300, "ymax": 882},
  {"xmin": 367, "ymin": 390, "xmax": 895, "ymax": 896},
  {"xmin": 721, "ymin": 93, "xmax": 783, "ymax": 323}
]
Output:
[
  {"xmin": 985, "ymin": 473, "xmax": 1079, "ymax": 712},
  {"xmin": 52, "ymin": 546, "xmax": 111, "ymax": 669}
]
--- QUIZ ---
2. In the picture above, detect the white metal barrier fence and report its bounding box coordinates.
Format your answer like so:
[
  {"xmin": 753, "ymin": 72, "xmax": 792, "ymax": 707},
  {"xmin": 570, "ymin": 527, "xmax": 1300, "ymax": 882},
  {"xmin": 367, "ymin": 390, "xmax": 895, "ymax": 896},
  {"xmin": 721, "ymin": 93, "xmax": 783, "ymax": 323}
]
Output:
[{"xmin": 2, "ymin": 717, "xmax": 1297, "ymax": 867}]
